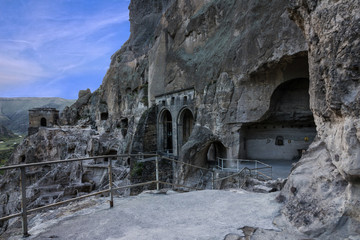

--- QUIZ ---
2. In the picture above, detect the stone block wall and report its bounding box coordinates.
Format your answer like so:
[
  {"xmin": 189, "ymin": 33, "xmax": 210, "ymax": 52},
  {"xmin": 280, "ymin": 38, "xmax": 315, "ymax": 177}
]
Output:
[{"xmin": 28, "ymin": 108, "xmax": 59, "ymax": 135}]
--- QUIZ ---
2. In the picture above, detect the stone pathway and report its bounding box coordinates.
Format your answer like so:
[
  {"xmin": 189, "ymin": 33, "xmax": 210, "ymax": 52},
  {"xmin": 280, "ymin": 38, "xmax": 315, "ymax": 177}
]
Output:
[{"xmin": 19, "ymin": 190, "xmax": 284, "ymax": 240}]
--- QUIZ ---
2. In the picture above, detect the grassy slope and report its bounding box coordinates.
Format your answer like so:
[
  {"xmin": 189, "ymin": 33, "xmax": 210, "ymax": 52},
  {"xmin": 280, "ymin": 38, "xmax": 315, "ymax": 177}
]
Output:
[{"xmin": 0, "ymin": 136, "xmax": 24, "ymax": 167}]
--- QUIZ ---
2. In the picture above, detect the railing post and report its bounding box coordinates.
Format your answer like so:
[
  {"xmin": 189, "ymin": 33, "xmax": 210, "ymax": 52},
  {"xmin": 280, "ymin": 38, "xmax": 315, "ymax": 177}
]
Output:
[
  {"xmin": 155, "ymin": 155, "xmax": 159, "ymax": 191},
  {"xmin": 108, "ymin": 157, "xmax": 113, "ymax": 208},
  {"xmin": 255, "ymin": 160, "xmax": 258, "ymax": 178},
  {"xmin": 212, "ymin": 171, "xmax": 215, "ymax": 190},
  {"xmin": 20, "ymin": 167, "xmax": 29, "ymax": 237}
]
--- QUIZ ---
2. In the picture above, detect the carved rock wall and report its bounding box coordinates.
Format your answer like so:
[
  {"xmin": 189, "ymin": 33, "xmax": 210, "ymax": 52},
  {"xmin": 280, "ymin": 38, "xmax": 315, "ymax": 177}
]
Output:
[
  {"xmin": 278, "ymin": 0, "xmax": 360, "ymax": 238},
  {"xmin": 1, "ymin": 0, "xmax": 359, "ymax": 238}
]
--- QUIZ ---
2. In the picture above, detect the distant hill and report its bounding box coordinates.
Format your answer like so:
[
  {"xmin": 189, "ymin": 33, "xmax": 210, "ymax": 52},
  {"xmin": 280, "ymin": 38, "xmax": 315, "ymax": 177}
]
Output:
[
  {"xmin": 0, "ymin": 97, "xmax": 75, "ymax": 135},
  {"xmin": 0, "ymin": 124, "xmax": 16, "ymax": 139}
]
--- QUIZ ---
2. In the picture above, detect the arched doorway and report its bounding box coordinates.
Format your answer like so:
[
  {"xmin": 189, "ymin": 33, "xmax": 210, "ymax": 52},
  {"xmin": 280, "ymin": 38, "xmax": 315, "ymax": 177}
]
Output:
[
  {"xmin": 40, "ymin": 117, "xmax": 47, "ymax": 127},
  {"xmin": 206, "ymin": 141, "xmax": 227, "ymax": 167},
  {"xmin": 159, "ymin": 110, "xmax": 173, "ymax": 153},
  {"xmin": 177, "ymin": 108, "xmax": 194, "ymax": 148}
]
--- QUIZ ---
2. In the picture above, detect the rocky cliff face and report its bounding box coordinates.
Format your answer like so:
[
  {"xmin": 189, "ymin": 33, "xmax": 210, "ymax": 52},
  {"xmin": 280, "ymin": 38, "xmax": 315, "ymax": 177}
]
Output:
[
  {"xmin": 60, "ymin": 1, "xmax": 175, "ymax": 154},
  {"xmin": 62, "ymin": 0, "xmax": 308, "ymax": 159},
  {"xmin": 1, "ymin": 0, "xmax": 359, "ymax": 238},
  {"xmin": 279, "ymin": 0, "xmax": 360, "ymax": 238}
]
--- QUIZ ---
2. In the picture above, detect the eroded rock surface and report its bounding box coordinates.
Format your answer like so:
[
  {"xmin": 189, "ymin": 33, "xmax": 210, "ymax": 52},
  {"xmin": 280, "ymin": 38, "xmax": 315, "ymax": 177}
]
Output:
[
  {"xmin": 0, "ymin": 126, "xmax": 131, "ymax": 234},
  {"xmin": 279, "ymin": 0, "xmax": 360, "ymax": 238},
  {"xmin": 1, "ymin": 0, "xmax": 359, "ymax": 238}
]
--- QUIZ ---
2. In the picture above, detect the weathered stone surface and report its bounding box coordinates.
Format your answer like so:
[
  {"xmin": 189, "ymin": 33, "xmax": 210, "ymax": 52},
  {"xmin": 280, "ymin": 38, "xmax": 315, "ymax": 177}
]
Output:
[
  {"xmin": 277, "ymin": 0, "xmax": 360, "ymax": 238},
  {"xmin": 17, "ymin": 190, "xmax": 282, "ymax": 240},
  {"xmin": 1, "ymin": 0, "xmax": 359, "ymax": 238},
  {"xmin": 223, "ymin": 233, "xmax": 242, "ymax": 240},
  {"xmin": 0, "ymin": 127, "xmax": 130, "ymax": 234}
]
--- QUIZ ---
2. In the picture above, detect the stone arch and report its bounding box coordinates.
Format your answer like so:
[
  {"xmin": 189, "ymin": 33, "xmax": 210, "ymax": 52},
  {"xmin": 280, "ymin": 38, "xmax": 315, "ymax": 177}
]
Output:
[
  {"xmin": 268, "ymin": 78, "xmax": 312, "ymax": 121},
  {"xmin": 177, "ymin": 108, "xmax": 194, "ymax": 148},
  {"xmin": 40, "ymin": 117, "xmax": 47, "ymax": 127},
  {"xmin": 158, "ymin": 109, "xmax": 173, "ymax": 153},
  {"xmin": 206, "ymin": 141, "xmax": 227, "ymax": 164}
]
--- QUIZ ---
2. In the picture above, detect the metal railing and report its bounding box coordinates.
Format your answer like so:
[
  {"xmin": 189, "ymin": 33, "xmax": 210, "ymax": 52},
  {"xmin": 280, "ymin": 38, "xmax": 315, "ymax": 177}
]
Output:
[
  {"xmin": 161, "ymin": 156, "xmax": 213, "ymax": 190},
  {"xmin": 216, "ymin": 157, "xmax": 272, "ymax": 180},
  {"xmin": 0, "ymin": 154, "xmax": 211, "ymax": 237},
  {"xmin": 213, "ymin": 167, "xmax": 252, "ymax": 189},
  {"xmin": 0, "ymin": 154, "xmax": 158, "ymax": 237},
  {"xmin": 0, "ymin": 154, "xmax": 273, "ymax": 238}
]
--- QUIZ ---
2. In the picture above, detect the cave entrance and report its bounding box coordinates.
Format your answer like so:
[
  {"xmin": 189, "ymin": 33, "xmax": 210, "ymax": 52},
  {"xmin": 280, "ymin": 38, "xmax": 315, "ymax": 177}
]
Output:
[
  {"xmin": 206, "ymin": 141, "xmax": 227, "ymax": 167},
  {"xmin": 160, "ymin": 109, "xmax": 173, "ymax": 153},
  {"xmin": 242, "ymin": 78, "xmax": 316, "ymax": 161},
  {"xmin": 177, "ymin": 108, "xmax": 194, "ymax": 148},
  {"xmin": 40, "ymin": 117, "xmax": 47, "ymax": 127},
  {"xmin": 101, "ymin": 112, "xmax": 108, "ymax": 120}
]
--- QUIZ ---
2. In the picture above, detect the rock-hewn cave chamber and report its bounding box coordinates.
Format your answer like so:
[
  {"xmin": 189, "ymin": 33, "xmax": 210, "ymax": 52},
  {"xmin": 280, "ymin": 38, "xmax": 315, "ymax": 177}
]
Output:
[
  {"xmin": 240, "ymin": 78, "xmax": 316, "ymax": 161},
  {"xmin": 206, "ymin": 141, "xmax": 227, "ymax": 166}
]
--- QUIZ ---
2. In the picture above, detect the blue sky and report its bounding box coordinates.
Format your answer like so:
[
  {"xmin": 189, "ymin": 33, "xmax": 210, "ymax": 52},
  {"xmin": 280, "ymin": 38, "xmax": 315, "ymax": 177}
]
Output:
[{"xmin": 0, "ymin": 0, "xmax": 130, "ymax": 99}]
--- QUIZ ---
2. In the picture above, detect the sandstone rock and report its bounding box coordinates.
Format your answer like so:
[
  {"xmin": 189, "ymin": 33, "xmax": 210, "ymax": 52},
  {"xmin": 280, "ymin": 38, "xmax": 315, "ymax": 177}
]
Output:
[
  {"xmin": 78, "ymin": 88, "xmax": 91, "ymax": 99},
  {"xmin": 0, "ymin": 126, "xmax": 130, "ymax": 234},
  {"xmin": 224, "ymin": 233, "xmax": 243, "ymax": 240},
  {"xmin": 252, "ymin": 185, "xmax": 273, "ymax": 193},
  {"xmin": 1, "ymin": 0, "xmax": 359, "ymax": 238},
  {"xmin": 277, "ymin": 0, "xmax": 360, "ymax": 238}
]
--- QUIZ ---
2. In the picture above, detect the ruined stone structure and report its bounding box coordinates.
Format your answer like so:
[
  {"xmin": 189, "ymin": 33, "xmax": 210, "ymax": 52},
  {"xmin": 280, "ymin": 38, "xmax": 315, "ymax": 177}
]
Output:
[
  {"xmin": 1, "ymin": 0, "xmax": 359, "ymax": 238},
  {"xmin": 28, "ymin": 108, "xmax": 59, "ymax": 135},
  {"xmin": 156, "ymin": 88, "xmax": 195, "ymax": 156}
]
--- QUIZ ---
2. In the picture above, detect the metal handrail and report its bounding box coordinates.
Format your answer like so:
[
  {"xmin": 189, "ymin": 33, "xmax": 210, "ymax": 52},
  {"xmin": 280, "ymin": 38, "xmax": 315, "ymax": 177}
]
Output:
[
  {"xmin": 157, "ymin": 181, "xmax": 202, "ymax": 191},
  {"xmin": 255, "ymin": 170, "xmax": 272, "ymax": 180},
  {"xmin": 216, "ymin": 157, "xmax": 272, "ymax": 180},
  {"xmin": 161, "ymin": 156, "xmax": 210, "ymax": 172},
  {"xmin": 254, "ymin": 160, "xmax": 272, "ymax": 168},
  {"xmin": 0, "ymin": 154, "xmax": 266, "ymax": 238},
  {"xmin": 0, "ymin": 154, "xmax": 157, "ymax": 237},
  {"xmin": 213, "ymin": 167, "xmax": 251, "ymax": 182},
  {"xmin": 0, "ymin": 154, "xmax": 211, "ymax": 237},
  {"xmin": 213, "ymin": 167, "xmax": 252, "ymax": 189},
  {"xmin": 0, "ymin": 154, "xmax": 157, "ymax": 171}
]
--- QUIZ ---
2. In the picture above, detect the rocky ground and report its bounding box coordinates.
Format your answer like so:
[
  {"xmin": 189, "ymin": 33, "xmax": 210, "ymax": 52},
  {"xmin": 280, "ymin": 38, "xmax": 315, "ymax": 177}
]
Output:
[{"xmin": 3, "ymin": 189, "xmax": 310, "ymax": 240}]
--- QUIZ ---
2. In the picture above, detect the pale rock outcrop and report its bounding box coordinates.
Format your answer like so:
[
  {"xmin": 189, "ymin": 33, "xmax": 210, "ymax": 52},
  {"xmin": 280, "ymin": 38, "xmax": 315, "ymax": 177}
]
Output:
[{"xmin": 278, "ymin": 0, "xmax": 360, "ymax": 238}]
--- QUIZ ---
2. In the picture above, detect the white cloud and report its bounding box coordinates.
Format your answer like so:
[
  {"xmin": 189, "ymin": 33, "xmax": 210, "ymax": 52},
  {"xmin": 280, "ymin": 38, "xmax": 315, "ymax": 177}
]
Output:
[
  {"xmin": 0, "ymin": 0, "xmax": 130, "ymax": 98},
  {"xmin": 24, "ymin": 13, "xmax": 128, "ymax": 49},
  {"xmin": 0, "ymin": 56, "xmax": 49, "ymax": 86}
]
